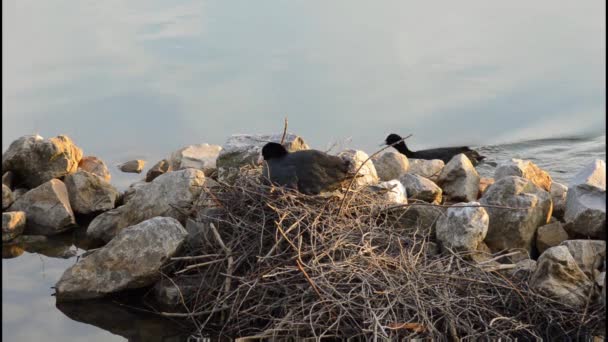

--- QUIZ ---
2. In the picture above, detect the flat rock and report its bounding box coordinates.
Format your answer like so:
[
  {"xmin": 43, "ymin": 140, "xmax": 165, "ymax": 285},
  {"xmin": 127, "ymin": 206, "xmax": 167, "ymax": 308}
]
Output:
[
  {"xmin": 338, "ymin": 149, "xmax": 379, "ymax": 187},
  {"xmin": 494, "ymin": 158, "xmax": 552, "ymax": 192},
  {"xmin": 536, "ymin": 222, "xmax": 569, "ymax": 254},
  {"xmin": 170, "ymin": 144, "xmax": 222, "ymax": 175},
  {"xmin": 2, "ymin": 184, "xmax": 14, "ymax": 210},
  {"xmin": 437, "ymin": 154, "xmax": 480, "ymax": 202},
  {"xmin": 2, "ymin": 134, "xmax": 83, "ymax": 188},
  {"xmin": 563, "ymin": 159, "xmax": 606, "ymax": 239},
  {"xmin": 372, "ymin": 152, "xmax": 409, "ymax": 181},
  {"xmin": 78, "ymin": 156, "xmax": 111, "ymax": 182},
  {"xmin": 117, "ymin": 160, "xmax": 145, "ymax": 173},
  {"xmin": 399, "ymin": 173, "xmax": 442, "ymax": 204},
  {"xmin": 2, "ymin": 211, "xmax": 26, "ymax": 242},
  {"xmin": 368, "ymin": 179, "xmax": 407, "ymax": 204},
  {"xmin": 8, "ymin": 179, "xmax": 76, "ymax": 235},
  {"xmin": 530, "ymin": 246, "xmax": 595, "ymax": 307},
  {"xmin": 436, "ymin": 202, "xmax": 489, "ymax": 252},
  {"xmin": 145, "ymin": 159, "xmax": 172, "ymax": 182},
  {"xmin": 559, "ymin": 240, "xmax": 606, "ymax": 277},
  {"xmin": 64, "ymin": 170, "xmax": 119, "ymax": 214},
  {"xmin": 55, "ymin": 217, "xmax": 187, "ymax": 301},
  {"xmin": 87, "ymin": 169, "xmax": 205, "ymax": 242},
  {"xmin": 480, "ymin": 176, "xmax": 552, "ymax": 260},
  {"xmin": 407, "ymin": 159, "xmax": 444, "ymax": 182},
  {"xmin": 550, "ymin": 182, "xmax": 568, "ymax": 221},
  {"xmin": 216, "ymin": 133, "xmax": 309, "ymax": 183}
]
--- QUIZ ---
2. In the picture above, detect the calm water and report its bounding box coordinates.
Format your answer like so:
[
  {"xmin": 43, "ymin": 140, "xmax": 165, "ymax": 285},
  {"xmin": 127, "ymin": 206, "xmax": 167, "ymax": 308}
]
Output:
[{"xmin": 2, "ymin": 1, "xmax": 605, "ymax": 340}]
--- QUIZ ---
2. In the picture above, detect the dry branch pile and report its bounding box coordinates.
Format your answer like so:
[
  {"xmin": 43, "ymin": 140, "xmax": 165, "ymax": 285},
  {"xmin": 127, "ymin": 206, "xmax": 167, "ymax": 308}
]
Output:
[{"xmin": 161, "ymin": 167, "xmax": 604, "ymax": 340}]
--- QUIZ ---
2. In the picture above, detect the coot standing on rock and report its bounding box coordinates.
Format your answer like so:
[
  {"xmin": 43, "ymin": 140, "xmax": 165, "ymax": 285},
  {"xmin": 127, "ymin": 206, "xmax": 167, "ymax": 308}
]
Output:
[
  {"xmin": 260, "ymin": 142, "xmax": 352, "ymax": 195},
  {"xmin": 384, "ymin": 133, "xmax": 486, "ymax": 165}
]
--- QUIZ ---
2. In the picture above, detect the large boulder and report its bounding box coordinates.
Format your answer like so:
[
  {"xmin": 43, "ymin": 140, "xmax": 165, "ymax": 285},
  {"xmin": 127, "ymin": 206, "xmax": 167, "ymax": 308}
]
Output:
[
  {"xmin": 399, "ymin": 173, "xmax": 442, "ymax": 204},
  {"xmin": 549, "ymin": 182, "xmax": 568, "ymax": 221},
  {"xmin": 563, "ymin": 159, "xmax": 606, "ymax": 239},
  {"xmin": 11, "ymin": 188, "xmax": 27, "ymax": 202},
  {"xmin": 55, "ymin": 217, "xmax": 187, "ymax": 301},
  {"xmin": 437, "ymin": 154, "xmax": 480, "ymax": 202},
  {"xmin": 2, "ymin": 134, "xmax": 83, "ymax": 188},
  {"xmin": 338, "ymin": 149, "xmax": 379, "ymax": 187},
  {"xmin": 368, "ymin": 179, "xmax": 407, "ymax": 204},
  {"xmin": 536, "ymin": 222, "xmax": 569, "ymax": 254},
  {"xmin": 87, "ymin": 169, "xmax": 205, "ymax": 242},
  {"xmin": 117, "ymin": 160, "xmax": 145, "ymax": 173},
  {"xmin": 78, "ymin": 156, "xmax": 111, "ymax": 182},
  {"xmin": 64, "ymin": 170, "xmax": 119, "ymax": 215},
  {"xmin": 480, "ymin": 176, "xmax": 552, "ymax": 259},
  {"xmin": 216, "ymin": 133, "xmax": 309, "ymax": 183},
  {"xmin": 494, "ymin": 159, "xmax": 552, "ymax": 192},
  {"xmin": 8, "ymin": 179, "xmax": 76, "ymax": 235},
  {"xmin": 170, "ymin": 144, "xmax": 222, "ymax": 175},
  {"xmin": 407, "ymin": 159, "xmax": 444, "ymax": 182},
  {"xmin": 372, "ymin": 152, "xmax": 409, "ymax": 181},
  {"xmin": 145, "ymin": 159, "xmax": 172, "ymax": 182},
  {"xmin": 2, "ymin": 211, "xmax": 26, "ymax": 242},
  {"xmin": 559, "ymin": 240, "xmax": 606, "ymax": 277},
  {"xmin": 2, "ymin": 184, "xmax": 14, "ymax": 209},
  {"xmin": 120, "ymin": 180, "xmax": 148, "ymax": 205},
  {"xmin": 530, "ymin": 246, "xmax": 596, "ymax": 307},
  {"xmin": 436, "ymin": 202, "xmax": 488, "ymax": 252}
]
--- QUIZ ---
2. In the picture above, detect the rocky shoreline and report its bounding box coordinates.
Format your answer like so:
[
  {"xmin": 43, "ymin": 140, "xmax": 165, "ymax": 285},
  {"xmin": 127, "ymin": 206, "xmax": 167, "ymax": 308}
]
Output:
[{"xmin": 2, "ymin": 133, "xmax": 606, "ymax": 339}]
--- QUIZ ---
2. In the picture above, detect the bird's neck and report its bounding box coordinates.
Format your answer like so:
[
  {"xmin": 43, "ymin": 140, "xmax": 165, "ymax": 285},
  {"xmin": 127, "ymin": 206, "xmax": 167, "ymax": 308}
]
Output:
[{"xmin": 394, "ymin": 141, "xmax": 414, "ymax": 156}]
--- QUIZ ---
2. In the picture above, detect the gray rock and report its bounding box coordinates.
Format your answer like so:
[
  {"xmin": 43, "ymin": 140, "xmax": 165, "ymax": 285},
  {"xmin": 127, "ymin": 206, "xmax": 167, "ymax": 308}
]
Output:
[
  {"xmin": 87, "ymin": 169, "xmax": 205, "ymax": 242},
  {"xmin": 559, "ymin": 240, "xmax": 606, "ymax": 277},
  {"xmin": 509, "ymin": 259, "xmax": 537, "ymax": 280},
  {"xmin": 338, "ymin": 149, "xmax": 379, "ymax": 187},
  {"xmin": 480, "ymin": 176, "xmax": 552, "ymax": 259},
  {"xmin": 11, "ymin": 188, "xmax": 27, "ymax": 202},
  {"xmin": 64, "ymin": 170, "xmax": 119, "ymax": 214},
  {"xmin": 78, "ymin": 156, "xmax": 111, "ymax": 182},
  {"xmin": 145, "ymin": 159, "xmax": 172, "ymax": 182},
  {"xmin": 536, "ymin": 222, "xmax": 569, "ymax": 254},
  {"xmin": 2, "ymin": 211, "xmax": 26, "ymax": 242},
  {"xmin": 494, "ymin": 158, "xmax": 552, "ymax": 192},
  {"xmin": 2, "ymin": 184, "xmax": 14, "ymax": 210},
  {"xmin": 117, "ymin": 160, "xmax": 145, "ymax": 173},
  {"xmin": 437, "ymin": 154, "xmax": 480, "ymax": 202},
  {"xmin": 563, "ymin": 159, "xmax": 606, "ymax": 239},
  {"xmin": 2, "ymin": 171, "xmax": 15, "ymax": 188},
  {"xmin": 389, "ymin": 205, "xmax": 446, "ymax": 238},
  {"xmin": 154, "ymin": 276, "xmax": 202, "ymax": 308},
  {"xmin": 436, "ymin": 202, "xmax": 489, "ymax": 252},
  {"xmin": 399, "ymin": 173, "xmax": 442, "ymax": 204},
  {"xmin": 367, "ymin": 179, "xmax": 408, "ymax": 204},
  {"xmin": 8, "ymin": 179, "xmax": 76, "ymax": 235},
  {"xmin": 170, "ymin": 144, "xmax": 222, "ymax": 175},
  {"xmin": 550, "ymin": 182, "xmax": 568, "ymax": 221},
  {"xmin": 55, "ymin": 217, "xmax": 187, "ymax": 301},
  {"xmin": 216, "ymin": 133, "xmax": 309, "ymax": 183},
  {"xmin": 121, "ymin": 180, "xmax": 148, "ymax": 205},
  {"xmin": 530, "ymin": 246, "xmax": 595, "ymax": 307},
  {"xmin": 372, "ymin": 152, "xmax": 409, "ymax": 181},
  {"xmin": 2, "ymin": 134, "xmax": 83, "ymax": 188},
  {"xmin": 408, "ymin": 159, "xmax": 445, "ymax": 182}
]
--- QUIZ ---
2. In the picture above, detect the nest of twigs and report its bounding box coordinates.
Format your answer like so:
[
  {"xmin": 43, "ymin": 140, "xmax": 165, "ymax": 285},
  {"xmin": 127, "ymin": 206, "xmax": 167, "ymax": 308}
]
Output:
[{"xmin": 159, "ymin": 166, "xmax": 604, "ymax": 340}]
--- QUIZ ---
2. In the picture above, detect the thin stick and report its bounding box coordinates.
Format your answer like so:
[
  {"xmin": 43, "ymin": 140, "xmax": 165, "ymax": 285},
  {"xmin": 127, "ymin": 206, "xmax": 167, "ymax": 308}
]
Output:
[{"xmin": 280, "ymin": 117, "xmax": 288, "ymax": 144}]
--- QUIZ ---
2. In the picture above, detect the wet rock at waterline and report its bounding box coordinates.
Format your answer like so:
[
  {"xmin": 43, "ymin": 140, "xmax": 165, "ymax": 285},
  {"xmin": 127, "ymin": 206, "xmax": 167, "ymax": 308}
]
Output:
[
  {"xmin": 436, "ymin": 202, "xmax": 488, "ymax": 252},
  {"xmin": 372, "ymin": 152, "xmax": 409, "ymax": 181},
  {"xmin": 117, "ymin": 160, "xmax": 146, "ymax": 173},
  {"xmin": 2, "ymin": 134, "xmax": 83, "ymax": 188},
  {"xmin": 399, "ymin": 173, "xmax": 442, "ymax": 204},
  {"xmin": 87, "ymin": 169, "xmax": 205, "ymax": 242},
  {"xmin": 536, "ymin": 222, "xmax": 569, "ymax": 254},
  {"xmin": 55, "ymin": 217, "xmax": 187, "ymax": 301},
  {"xmin": 8, "ymin": 179, "xmax": 76, "ymax": 235},
  {"xmin": 64, "ymin": 170, "xmax": 119, "ymax": 215},
  {"xmin": 338, "ymin": 149, "xmax": 379, "ymax": 187},
  {"xmin": 2, "ymin": 211, "xmax": 26, "ymax": 242},
  {"xmin": 494, "ymin": 159, "xmax": 553, "ymax": 192},
  {"xmin": 2, "ymin": 184, "xmax": 14, "ymax": 210},
  {"xmin": 78, "ymin": 156, "xmax": 111, "ymax": 182},
  {"xmin": 170, "ymin": 143, "xmax": 222, "ymax": 175},
  {"xmin": 145, "ymin": 159, "xmax": 172, "ymax": 182},
  {"xmin": 437, "ymin": 154, "xmax": 480, "ymax": 202}
]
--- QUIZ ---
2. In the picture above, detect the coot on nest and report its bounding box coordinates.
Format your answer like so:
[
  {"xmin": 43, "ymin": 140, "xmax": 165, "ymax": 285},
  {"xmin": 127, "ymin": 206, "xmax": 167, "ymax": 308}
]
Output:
[
  {"xmin": 384, "ymin": 133, "xmax": 486, "ymax": 165},
  {"xmin": 260, "ymin": 142, "xmax": 351, "ymax": 195}
]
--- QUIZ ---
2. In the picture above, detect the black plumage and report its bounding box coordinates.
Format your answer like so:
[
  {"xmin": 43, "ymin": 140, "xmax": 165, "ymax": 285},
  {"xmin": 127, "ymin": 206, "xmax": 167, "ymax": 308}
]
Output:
[{"xmin": 384, "ymin": 133, "xmax": 486, "ymax": 165}]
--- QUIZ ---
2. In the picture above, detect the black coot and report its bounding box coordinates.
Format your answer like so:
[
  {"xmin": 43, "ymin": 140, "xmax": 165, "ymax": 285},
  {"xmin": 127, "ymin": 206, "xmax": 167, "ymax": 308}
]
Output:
[
  {"xmin": 261, "ymin": 142, "xmax": 351, "ymax": 195},
  {"xmin": 384, "ymin": 133, "xmax": 486, "ymax": 165}
]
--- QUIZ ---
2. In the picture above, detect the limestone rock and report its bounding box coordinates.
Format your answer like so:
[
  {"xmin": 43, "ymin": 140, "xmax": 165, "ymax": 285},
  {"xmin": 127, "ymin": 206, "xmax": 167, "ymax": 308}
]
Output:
[
  {"xmin": 550, "ymin": 182, "xmax": 568, "ymax": 221},
  {"xmin": 563, "ymin": 159, "xmax": 606, "ymax": 239},
  {"xmin": 372, "ymin": 152, "xmax": 409, "ymax": 181},
  {"xmin": 437, "ymin": 154, "xmax": 480, "ymax": 202},
  {"xmin": 509, "ymin": 259, "xmax": 537, "ymax": 280},
  {"xmin": 87, "ymin": 169, "xmax": 205, "ymax": 242},
  {"xmin": 480, "ymin": 176, "xmax": 552, "ymax": 259},
  {"xmin": 408, "ymin": 159, "xmax": 445, "ymax": 182},
  {"xmin": 2, "ymin": 211, "xmax": 26, "ymax": 242},
  {"xmin": 368, "ymin": 180, "xmax": 407, "ymax": 204},
  {"xmin": 399, "ymin": 173, "xmax": 442, "ymax": 204},
  {"xmin": 8, "ymin": 179, "xmax": 75, "ymax": 235},
  {"xmin": 536, "ymin": 222, "xmax": 569, "ymax": 254},
  {"xmin": 117, "ymin": 160, "xmax": 145, "ymax": 173},
  {"xmin": 338, "ymin": 149, "xmax": 379, "ymax": 187},
  {"xmin": 530, "ymin": 246, "xmax": 595, "ymax": 307},
  {"xmin": 145, "ymin": 159, "xmax": 172, "ymax": 182},
  {"xmin": 559, "ymin": 240, "xmax": 606, "ymax": 277},
  {"xmin": 494, "ymin": 158, "xmax": 552, "ymax": 192},
  {"xmin": 436, "ymin": 202, "xmax": 489, "ymax": 252},
  {"xmin": 64, "ymin": 170, "xmax": 119, "ymax": 214},
  {"xmin": 2, "ymin": 134, "xmax": 83, "ymax": 188},
  {"xmin": 78, "ymin": 156, "xmax": 111, "ymax": 182},
  {"xmin": 170, "ymin": 144, "xmax": 222, "ymax": 175},
  {"xmin": 55, "ymin": 217, "xmax": 187, "ymax": 301},
  {"xmin": 216, "ymin": 133, "xmax": 309, "ymax": 183},
  {"xmin": 120, "ymin": 180, "xmax": 148, "ymax": 205},
  {"xmin": 389, "ymin": 205, "xmax": 446, "ymax": 238},
  {"xmin": 2, "ymin": 184, "xmax": 13, "ymax": 210}
]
